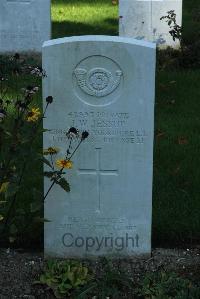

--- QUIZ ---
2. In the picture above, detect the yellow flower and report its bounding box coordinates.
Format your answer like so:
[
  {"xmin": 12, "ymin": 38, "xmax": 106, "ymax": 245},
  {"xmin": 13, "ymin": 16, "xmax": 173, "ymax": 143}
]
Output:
[
  {"xmin": 43, "ymin": 147, "xmax": 60, "ymax": 155},
  {"xmin": 56, "ymin": 159, "xmax": 73, "ymax": 169},
  {"xmin": 0, "ymin": 182, "xmax": 9, "ymax": 193},
  {"xmin": 27, "ymin": 107, "xmax": 41, "ymax": 122}
]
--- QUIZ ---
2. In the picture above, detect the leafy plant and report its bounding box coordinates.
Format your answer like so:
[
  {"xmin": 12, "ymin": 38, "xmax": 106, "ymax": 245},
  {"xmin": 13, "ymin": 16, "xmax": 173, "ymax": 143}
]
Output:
[
  {"xmin": 160, "ymin": 10, "xmax": 182, "ymax": 43},
  {"xmin": 37, "ymin": 259, "xmax": 92, "ymax": 298},
  {"xmin": 0, "ymin": 54, "xmax": 49, "ymax": 242},
  {"xmin": 43, "ymin": 128, "xmax": 89, "ymax": 200},
  {"xmin": 159, "ymin": 10, "xmax": 200, "ymax": 70},
  {"xmin": 88, "ymin": 259, "xmax": 135, "ymax": 299},
  {"xmin": 0, "ymin": 54, "xmax": 89, "ymax": 244},
  {"xmin": 137, "ymin": 270, "xmax": 200, "ymax": 299}
]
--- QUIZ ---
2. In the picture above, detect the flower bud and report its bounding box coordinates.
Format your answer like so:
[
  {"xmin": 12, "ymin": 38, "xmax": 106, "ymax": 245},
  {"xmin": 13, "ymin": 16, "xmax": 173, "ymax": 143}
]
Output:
[
  {"xmin": 46, "ymin": 96, "xmax": 53, "ymax": 104},
  {"xmin": 68, "ymin": 127, "xmax": 78, "ymax": 135},
  {"xmin": 81, "ymin": 131, "xmax": 89, "ymax": 140}
]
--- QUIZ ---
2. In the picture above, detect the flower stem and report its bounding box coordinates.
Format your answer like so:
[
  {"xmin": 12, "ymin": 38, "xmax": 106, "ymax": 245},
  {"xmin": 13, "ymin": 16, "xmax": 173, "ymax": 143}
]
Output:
[{"xmin": 43, "ymin": 167, "xmax": 64, "ymax": 200}]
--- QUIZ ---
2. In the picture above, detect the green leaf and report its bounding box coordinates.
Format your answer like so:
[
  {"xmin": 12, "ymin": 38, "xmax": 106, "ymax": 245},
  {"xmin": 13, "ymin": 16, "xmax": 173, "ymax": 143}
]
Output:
[
  {"xmin": 67, "ymin": 272, "xmax": 74, "ymax": 282},
  {"xmin": 5, "ymin": 183, "xmax": 19, "ymax": 199},
  {"xmin": 56, "ymin": 178, "xmax": 70, "ymax": 192},
  {"xmin": 76, "ymin": 282, "xmax": 97, "ymax": 298},
  {"xmin": 4, "ymin": 131, "xmax": 12, "ymax": 137},
  {"xmin": 43, "ymin": 157, "xmax": 53, "ymax": 169},
  {"xmin": 44, "ymin": 171, "xmax": 55, "ymax": 178},
  {"xmin": 33, "ymin": 216, "xmax": 51, "ymax": 223},
  {"xmin": 38, "ymin": 274, "xmax": 47, "ymax": 284},
  {"xmin": 30, "ymin": 201, "xmax": 43, "ymax": 213}
]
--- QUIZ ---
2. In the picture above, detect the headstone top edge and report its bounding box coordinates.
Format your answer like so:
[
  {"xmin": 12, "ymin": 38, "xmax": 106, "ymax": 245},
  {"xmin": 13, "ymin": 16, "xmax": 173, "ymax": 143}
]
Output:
[{"xmin": 42, "ymin": 35, "xmax": 156, "ymax": 49}]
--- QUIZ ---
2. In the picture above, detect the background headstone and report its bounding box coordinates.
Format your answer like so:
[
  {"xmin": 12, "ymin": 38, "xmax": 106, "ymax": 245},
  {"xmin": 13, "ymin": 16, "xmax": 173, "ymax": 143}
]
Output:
[
  {"xmin": 119, "ymin": 0, "xmax": 182, "ymax": 48},
  {"xmin": 0, "ymin": 0, "xmax": 51, "ymax": 53},
  {"xmin": 43, "ymin": 35, "xmax": 156, "ymax": 258}
]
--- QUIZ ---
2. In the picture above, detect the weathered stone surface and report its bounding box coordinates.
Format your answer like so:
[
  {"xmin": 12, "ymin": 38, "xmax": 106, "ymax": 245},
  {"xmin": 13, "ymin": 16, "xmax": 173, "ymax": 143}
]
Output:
[
  {"xmin": 0, "ymin": 0, "xmax": 51, "ymax": 52},
  {"xmin": 119, "ymin": 0, "xmax": 182, "ymax": 48},
  {"xmin": 43, "ymin": 35, "xmax": 156, "ymax": 258}
]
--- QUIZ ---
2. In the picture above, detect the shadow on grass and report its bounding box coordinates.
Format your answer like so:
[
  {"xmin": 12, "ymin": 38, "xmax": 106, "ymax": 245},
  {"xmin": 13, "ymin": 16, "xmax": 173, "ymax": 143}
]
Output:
[{"xmin": 52, "ymin": 20, "xmax": 118, "ymax": 39}]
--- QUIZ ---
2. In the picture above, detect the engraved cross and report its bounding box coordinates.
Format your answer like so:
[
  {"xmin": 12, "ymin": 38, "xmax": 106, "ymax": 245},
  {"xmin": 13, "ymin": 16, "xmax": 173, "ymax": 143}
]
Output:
[{"xmin": 77, "ymin": 148, "xmax": 118, "ymax": 211}]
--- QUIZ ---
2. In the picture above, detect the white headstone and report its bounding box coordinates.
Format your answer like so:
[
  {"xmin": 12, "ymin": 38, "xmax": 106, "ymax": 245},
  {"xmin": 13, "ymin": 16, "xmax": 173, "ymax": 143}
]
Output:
[
  {"xmin": 119, "ymin": 0, "xmax": 182, "ymax": 48},
  {"xmin": 0, "ymin": 0, "xmax": 51, "ymax": 53},
  {"xmin": 43, "ymin": 36, "xmax": 156, "ymax": 258}
]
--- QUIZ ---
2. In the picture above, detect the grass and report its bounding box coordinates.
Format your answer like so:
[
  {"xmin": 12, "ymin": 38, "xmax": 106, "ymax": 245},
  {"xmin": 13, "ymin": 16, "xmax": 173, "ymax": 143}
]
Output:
[
  {"xmin": 0, "ymin": 59, "xmax": 43, "ymax": 246},
  {"xmin": 153, "ymin": 70, "xmax": 200, "ymax": 246},
  {"xmin": 51, "ymin": 0, "xmax": 118, "ymax": 38},
  {"xmin": 1, "ymin": 0, "xmax": 200, "ymax": 247}
]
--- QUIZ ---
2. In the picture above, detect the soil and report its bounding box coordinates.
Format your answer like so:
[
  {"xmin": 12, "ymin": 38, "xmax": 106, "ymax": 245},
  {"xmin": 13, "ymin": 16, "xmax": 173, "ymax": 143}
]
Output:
[{"xmin": 0, "ymin": 247, "xmax": 200, "ymax": 299}]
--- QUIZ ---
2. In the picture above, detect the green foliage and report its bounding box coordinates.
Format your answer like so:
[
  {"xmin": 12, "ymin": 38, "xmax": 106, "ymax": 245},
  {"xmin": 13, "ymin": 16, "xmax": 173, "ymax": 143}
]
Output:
[
  {"xmin": 160, "ymin": 10, "xmax": 182, "ymax": 42},
  {"xmin": 38, "ymin": 259, "xmax": 92, "ymax": 298},
  {"xmin": 137, "ymin": 271, "xmax": 200, "ymax": 299},
  {"xmin": 43, "ymin": 129, "xmax": 89, "ymax": 200},
  {"xmin": 44, "ymin": 170, "xmax": 70, "ymax": 192},
  {"xmin": 0, "ymin": 54, "xmax": 88, "ymax": 244},
  {"xmin": 159, "ymin": 2, "xmax": 200, "ymax": 70},
  {"xmin": 37, "ymin": 262, "xmax": 200, "ymax": 299},
  {"xmin": 0, "ymin": 54, "xmax": 46, "ymax": 243},
  {"xmin": 55, "ymin": 177, "xmax": 70, "ymax": 192},
  {"xmin": 90, "ymin": 259, "xmax": 134, "ymax": 298}
]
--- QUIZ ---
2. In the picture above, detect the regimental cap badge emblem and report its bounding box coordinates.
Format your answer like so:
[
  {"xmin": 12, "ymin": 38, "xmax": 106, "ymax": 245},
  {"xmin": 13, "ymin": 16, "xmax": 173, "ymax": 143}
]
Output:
[
  {"xmin": 74, "ymin": 67, "xmax": 122, "ymax": 97},
  {"xmin": 73, "ymin": 55, "xmax": 123, "ymax": 107}
]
